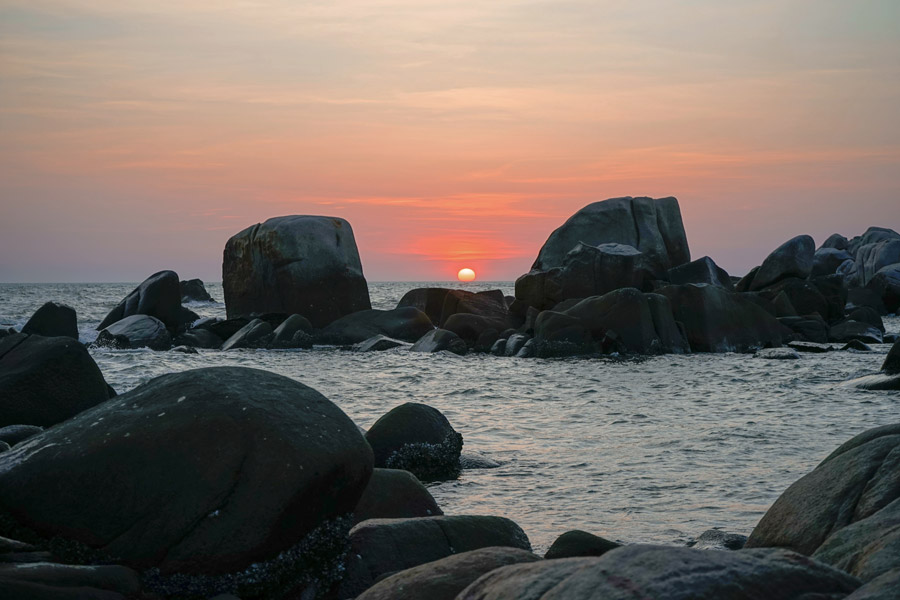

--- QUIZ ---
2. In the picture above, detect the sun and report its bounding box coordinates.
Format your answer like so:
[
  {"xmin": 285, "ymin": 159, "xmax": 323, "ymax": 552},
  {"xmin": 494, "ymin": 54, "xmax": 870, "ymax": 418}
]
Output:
[{"xmin": 457, "ymin": 268, "xmax": 476, "ymax": 282}]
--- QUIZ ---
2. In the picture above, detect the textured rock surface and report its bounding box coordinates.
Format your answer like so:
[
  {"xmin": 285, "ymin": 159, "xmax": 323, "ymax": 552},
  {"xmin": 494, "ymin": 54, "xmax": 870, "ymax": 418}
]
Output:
[
  {"xmin": 180, "ymin": 279, "xmax": 214, "ymax": 303},
  {"xmin": 97, "ymin": 270, "xmax": 182, "ymax": 330},
  {"xmin": 223, "ymin": 215, "xmax": 371, "ymax": 327}
]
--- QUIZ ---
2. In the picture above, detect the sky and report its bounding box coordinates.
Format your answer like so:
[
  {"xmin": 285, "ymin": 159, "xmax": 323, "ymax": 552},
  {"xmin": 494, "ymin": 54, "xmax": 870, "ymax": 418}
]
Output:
[{"xmin": 1, "ymin": 0, "xmax": 899, "ymax": 282}]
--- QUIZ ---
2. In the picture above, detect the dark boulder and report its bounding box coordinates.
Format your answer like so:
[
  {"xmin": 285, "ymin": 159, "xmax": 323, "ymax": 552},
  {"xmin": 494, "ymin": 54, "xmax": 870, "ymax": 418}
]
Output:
[
  {"xmin": 354, "ymin": 335, "xmax": 408, "ymax": 352},
  {"xmin": 473, "ymin": 328, "xmax": 500, "ymax": 353},
  {"xmin": 735, "ymin": 266, "xmax": 761, "ymax": 293},
  {"xmin": 810, "ymin": 274, "xmax": 849, "ymax": 323},
  {"xmin": 21, "ymin": 303, "xmax": 78, "ymax": 340},
  {"xmin": 812, "ymin": 248, "xmax": 854, "ymax": 277},
  {"xmin": 456, "ymin": 545, "xmax": 859, "ymax": 600},
  {"xmin": 848, "ymin": 287, "xmax": 889, "ymax": 315},
  {"xmin": 97, "ymin": 270, "xmax": 181, "ymax": 330},
  {"xmin": 787, "ymin": 341, "xmax": 834, "ymax": 353},
  {"xmin": 0, "ymin": 425, "xmax": 42, "ymax": 447},
  {"xmin": 844, "ymin": 568, "xmax": 900, "ymax": 600},
  {"xmin": 853, "ymin": 239, "xmax": 900, "ymax": 287},
  {"xmin": 690, "ymin": 529, "xmax": 747, "ymax": 550},
  {"xmin": 821, "ymin": 233, "xmax": 850, "ymax": 251},
  {"xmin": 319, "ymin": 307, "xmax": 433, "ymax": 345},
  {"xmin": 760, "ymin": 278, "xmax": 831, "ymax": 321},
  {"xmin": 558, "ymin": 242, "xmax": 657, "ymax": 298},
  {"xmin": 355, "ymin": 547, "xmax": 539, "ymax": 600},
  {"xmin": 0, "ymin": 367, "xmax": 373, "ymax": 591},
  {"xmin": 365, "ymin": 403, "xmax": 463, "ymax": 481},
  {"xmin": 439, "ymin": 289, "xmax": 509, "ymax": 328},
  {"xmin": 173, "ymin": 328, "xmax": 223, "ymax": 350},
  {"xmin": 778, "ymin": 315, "xmax": 829, "ymax": 343},
  {"xmin": 866, "ymin": 264, "xmax": 900, "ymax": 313},
  {"xmin": 221, "ymin": 318, "xmax": 273, "ymax": 351},
  {"xmin": 95, "ymin": 315, "xmax": 172, "ymax": 350},
  {"xmin": 829, "ymin": 320, "xmax": 883, "ymax": 344},
  {"xmin": 443, "ymin": 313, "xmax": 505, "ymax": 348},
  {"xmin": 883, "ymin": 340, "xmax": 900, "ymax": 374},
  {"xmin": 749, "ymin": 235, "xmax": 815, "ymax": 291},
  {"xmin": 503, "ymin": 333, "xmax": 529, "ymax": 356},
  {"xmin": 271, "ymin": 314, "xmax": 312, "ymax": 347},
  {"xmin": 667, "ymin": 256, "xmax": 733, "ymax": 289},
  {"xmin": 841, "ymin": 339, "xmax": 873, "ymax": 352},
  {"xmin": 0, "ymin": 562, "xmax": 142, "ymax": 599},
  {"xmin": 755, "ymin": 348, "xmax": 800, "ymax": 360},
  {"xmin": 848, "ymin": 306, "xmax": 885, "ymax": 332},
  {"xmin": 396, "ymin": 287, "xmax": 454, "ymax": 325},
  {"xmin": 0, "ymin": 334, "xmax": 112, "ymax": 428},
  {"xmin": 180, "ymin": 279, "xmax": 214, "ymax": 303},
  {"xmin": 222, "ymin": 215, "xmax": 371, "ymax": 327},
  {"xmin": 847, "ymin": 227, "xmax": 900, "ymax": 256},
  {"xmin": 352, "ymin": 468, "xmax": 442, "ymax": 525},
  {"xmin": 410, "ymin": 329, "xmax": 467, "ymax": 356},
  {"xmin": 200, "ymin": 318, "xmax": 249, "ymax": 341},
  {"xmin": 338, "ymin": 515, "xmax": 530, "ymax": 599},
  {"xmin": 657, "ymin": 284, "xmax": 786, "ymax": 352},
  {"xmin": 544, "ymin": 530, "xmax": 620, "ymax": 559}
]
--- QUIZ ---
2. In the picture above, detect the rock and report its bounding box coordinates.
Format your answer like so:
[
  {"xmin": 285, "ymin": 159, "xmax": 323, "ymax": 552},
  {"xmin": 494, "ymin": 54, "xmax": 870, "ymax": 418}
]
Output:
[
  {"xmin": 841, "ymin": 339, "xmax": 873, "ymax": 352},
  {"xmin": 853, "ymin": 239, "xmax": 900, "ymax": 287},
  {"xmin": 178, "ymin": 305, "xmax": 202, "ymax": 329},
  {"xmin": 544, "ymin": 530, "xmax": 620, "ymax": 559},
  {"xmin": 749, "ymin": 235, "xmax": 816, "ymax": 291},
  {"xmin": 271, "ymin": 314, "xmax": 312, "ymax": 347},
  {"xmin": 847, "ymin": 373, "xmax": 900, "ymax": 390},
  {"xmin": 755, "ymin": 348, "xmax": 800, "ymax": 360},
  {"xmin": 746, "ymin": 423, "xmax": 900, "ymax": 557},
  {"xmin": 812, "ymin": 248, "xmax": 854, "ymax": 277},
  {"xmin": 0, "ymin": 562, "xmax": 142, "ymax": 599},
  {"xmin": 0, "ymin": 442, "xmax": 7, "ymax": 453},
  {"xmin": 867, "ymin": 263, "xmax": 900, "ymax": 313},
  {"xmin": 883, "ymin": 340, "xmax": 900, "ymax": 374},
  {"xmin": 171, "ymin": 345, "xmax": 198, "ymax": 354},
  {"xmin": 396, "ymin": 287, "xmax": 456, "ymax": 325},
  {"xmin": 761, "ymin": 278, "xmax": 831, "ymax": 321},
  {"xmin": 657, "ymin": 284, "xmax": 786, "ymax": 353},
  {"xmin": 200, "ymin": 318, "xmax": 250, "ymax": 341},
  {"xmin": 515, "ymin": 339, "xmax": 534, "ymax": 358},
  {"xmin": 844, "ymin": 568, "xmax": 900, "ymax": 600},
  {"xmin": 847, "ymin": 227, "xmax": 900, "ymax": 256},
  {"xmin": 365, "ymin": 403, "xmax": 463, "ymax": 481},
  {"xmin": 95, "ymin": 314, "xmax": 172, "ymax": 350},
  {"xmin": 97, "ymin": 270, "xmax": 182, "ymax": 330},
  {"xmin": 812, "ymin": 497, "xmax": 900, "ymax": 582},
  {"xmin": 735, "ymin": 266, "xmax": 761, "ymax": 293},
  {"xmin": 667, "ymin": 256, "xmax": 733, "ymax": 290},
  {"xmin": 459, "ymin": 452, "xmax": 501, "ymax": 469},
  {"xmin": 443, "ymin": 313, "xmax": 507, "ymax": 347},
  {"xmin": 339, "ymin": 515, "xmax": 531, "ymax": 599},
  {"xmin": 531, "ymin": 196, "xmax": 690, "ymax": 273},
  {"xmin": 456, "ymin": 545, "xmax": 859, "ymax": 600},
  {"xmin": 810, "ymin": 274, "xmax": 848, "ymax": 322},
  {"xmin": 829, "ymin": 320, "xmax": 883, "ymax": 344},
  {"xmin": 691, "ymin": 529, "xmax": 747, "ymax": 550},
  {"xmin": 473, "ymin": 329, "xmax": 500, "ymax": 353},
  {"xmin": 0, "ymin": 334, "xmax": 112, "ymax": 428},
  {"xmin": 0, "ymin": 536, "xmax": 34, "ymax": 553},
  {"xmin": 489, "ymin": 338, "xmax": 506, "ymax": 356},
  {"xmin": 222, "ymin": 215, "xmax": 371, "ymax": 327},
  {"xmin": 848, "ymin": 306, "xmax": 886, "ymax": 332},
  {"xmin": 504, "ymin": 334, "xmax": 529, "ymax": 357},
  {"xmin": 173, "ymin": 328, "xmax": 223, "ymax": 350},
  {"xmin": 0, "ymin": 425, "xmax": 43, "ymax": 447},
  {"xmin": 0, "ymin": 367, "xmax": 373, "ymax": 593},
  {"xmin": 220, "ymin": 318, "xmax": 273, "ymax": 350},
  {"xmin": 21, "ymin": 302, "xmax": 78, "ymax": 340},
  {"xmin": 821, "ymin": 233, "xmax": 850, "ymax": 250},
  {"xmin": 787, "ymin": 341, "xmax": 834, "ymax": 353},
  {"xmin": 355, "ymin": 547, "xmax": 540, "ymax": 600},
  {"xmin": 352, "ymin": 468, "xmax": 442, "ymax": 525},
  {"xmin": 354, "ymin": 335, "xmax": 408, "ymax": 352},
  {"xmin": 559, "ymin": 242, "xmax": 656, "ymax": 297},
  {"xmin": 778, "ymin": 315, "xmax": 829, "ymax": 343},
  {"xmin": 439, "ymin": 290, "xmax": 509, "ymax": 328},
  {"xmin": 410, "ymin": 329, "xmax": 467, "ymax": 356},
  {"xmin": 180, "ymin": 279, "xmax": 214, "ymax": 303},
  {"xmin": 848, "ymin": 287, "xmax": 889, "ymax": 315},
  {"xmin": 319, "ymin": 307, "xmax": 434, "ymax": 345}
]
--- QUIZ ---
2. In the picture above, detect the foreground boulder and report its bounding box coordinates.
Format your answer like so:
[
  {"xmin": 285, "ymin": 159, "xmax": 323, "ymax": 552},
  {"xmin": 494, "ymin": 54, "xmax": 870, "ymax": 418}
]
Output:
[
  {"xmin": 365, "ymin": 403, "xmax": 463, "ymax": 481},
  {"xmin": 222, "ymin": 215, "xmax": 371, "ymax": 327},
  {"xmin": 339, "ymin": 515, "xmax": 531, "ymax": 599},
  {"xmin": 356, "ymin": 547, "xmax": 540, "ymax": 600},
  {"xmin": 0, "ymin": 562, "xmax": 142, "ymax": 599},
  {"xmin": 95, "ymin": 314, "xmax": 172, "ymax": 350},
  {"xmin": 352, "ymin": 468, "xmax": 442, "ymax": 524},
  {"xmin": 0, "ymin": 367, "xmax": 373, "ymax": 598},
  {"xmin": 0, "ymin": 424, "xmax": 42, "ymax": 447},
  {"xmin": 21, "ymin": 302, "xmax": 78, "ymax": 339},
  {"xmin": 456, "ymin": 545, "xmax": 859, "ymax": 599},
  {"xmin": 179, "ymin": 278, "xmax": 214, "ymax": 303},
  {"xmin": 0, "ymin": 334, "xmax": 112, "ymax": 428},
  {"xmin": 97, "ymin": 270, "xmax": 182, "ymax": 330},
  {"xmin": 746, "ymin": 423, "xmax": 900, "ymax": 582},
  {"xmin": 318, "ymin": 307, "xmax": 433, "ymax": 345}
]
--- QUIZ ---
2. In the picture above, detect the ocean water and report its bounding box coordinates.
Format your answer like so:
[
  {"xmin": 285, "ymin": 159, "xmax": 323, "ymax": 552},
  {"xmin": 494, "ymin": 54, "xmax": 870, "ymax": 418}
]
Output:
[{"xmin": 1, "ymin": 281, "xmax": 898, "ymax": 554}]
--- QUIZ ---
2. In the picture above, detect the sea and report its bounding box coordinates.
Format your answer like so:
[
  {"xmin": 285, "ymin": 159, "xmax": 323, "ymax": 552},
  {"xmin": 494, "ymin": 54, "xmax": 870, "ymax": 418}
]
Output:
[{"xmin": 1, "ymin": 281, "xmax": 898, "ymax": 554}]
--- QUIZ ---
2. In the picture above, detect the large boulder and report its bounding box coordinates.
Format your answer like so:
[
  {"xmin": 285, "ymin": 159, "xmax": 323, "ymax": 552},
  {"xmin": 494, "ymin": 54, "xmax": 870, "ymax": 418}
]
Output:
[
  {"xmin": 438, "ymin": 289, "xmax": 509, "ymax": 328},
  {"xmin": 746, "ymin": 423, "xmax": 900, "ymax": 573},
  {"xmin": 172, "ymin": 327, "xmax": 223, "ymax": 349},
  {"xmin": 318, "ymin": 307, "xmax": 433, "ymax": 345},
  {"xmin": 0, "ymin": 367, "xmax": 373, "ymax": 597},
  {"xmin": 883, "ymin": 340, "xmax": 900, "ymax": 375},
  {"xmin": 666, "ymin": 255, "xmax": 733, "ymax": 289},
  {"xmin": 222, "ymin": 215, "xmax": 371, "ymax": 327},
  {"xmin": 828, "ymin": 320, "xmax": 883, "ymax": 344},
  {"xmin": 339, "ymin": 515, "xmax": 531, "ymax": 599},
  {"xmin": 812, "ymin": 248, "xmax": 854, "ymax": 277},
  {"xmin": 220, "ymin": 318, "xmax": 273, "ymax": 350},
  {"xmin": 749, "ymin": 235, "xmax": 815, "ymax": 291},
  {"xmin": 365, "ymin": 403, "xmax": 463, "ymax": 481},
  {"xmin": 531, "ymin": 196, "xmax": 690, "ymax": 273},
  {"xmin": 352, "ymin": 468, "xmax": 442, "ymax": 525},
  {"xmin": 410, "ymin": 329, "xmax": 467, "ymax": 355},
  {"xmin": 0, "ymin": 334, "xmax": 112, "ymax": 428},
  {"xmin": 847, "ymin": 227, "xmax": 900, "ymax": 256},
  {"xmin": 355, "ymin": 547, "xmax": 540, "ymax": 600},
  {"xmin": 455, "ymin": 545, "xmax": 859, "ymax": 600},
  {"xmin": 657, "ymin": 284, "xmax": 787, "ymax": 352},
  {"xmin": 397, "ymin": 288, "xmax": 455, "ymax": 325},
  {"xmin": 821, "ymin": 233, "xmax": 850, "ymax": 251},
  {"xmin": 852, "ymin": 238, "xmax": 900, "ymax": 287},
  {"xmin": 179, "ymin": 278, "xmax": 214, "ymax": 303},
  {"xmin": 866, "ymin": 264, "xmax": 900, "ymax": 313},
  {"xmin": 97, "ymin": 270, "xmax": 182, "ymax": 330},
  {"xmin": 21, "ymin": 302, "xmax": 78, "ymax": 340},
  {"xmin": 95, "ymin": 314, "xmax": 172, "ymax": 350}
]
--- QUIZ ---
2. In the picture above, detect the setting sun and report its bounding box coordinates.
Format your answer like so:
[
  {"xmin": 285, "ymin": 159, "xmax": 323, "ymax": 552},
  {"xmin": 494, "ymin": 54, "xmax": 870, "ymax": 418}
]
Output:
[{"xmin": 457, "ymin": 268, "xmax": 476, "ymax": 282}]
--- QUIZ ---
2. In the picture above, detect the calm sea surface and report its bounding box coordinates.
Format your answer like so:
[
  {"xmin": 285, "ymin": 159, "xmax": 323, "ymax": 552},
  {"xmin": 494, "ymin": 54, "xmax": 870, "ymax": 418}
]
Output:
[{"xmin": 1, "ymin": 281, "xmax": 898, "ymax": 553}]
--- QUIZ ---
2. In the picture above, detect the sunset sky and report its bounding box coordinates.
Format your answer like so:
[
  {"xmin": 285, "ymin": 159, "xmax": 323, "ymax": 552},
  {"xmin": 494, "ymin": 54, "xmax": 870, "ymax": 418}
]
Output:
[{"xmin": 1, "ymin": 0, "xmax": 899, "ymax": 282}]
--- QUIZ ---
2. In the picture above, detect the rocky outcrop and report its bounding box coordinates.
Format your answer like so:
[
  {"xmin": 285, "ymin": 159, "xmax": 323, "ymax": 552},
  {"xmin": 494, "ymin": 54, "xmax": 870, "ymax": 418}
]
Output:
[
  {"xmin": 410, "ymin": 329, "xmax": 467, "ymax": 355},
  {"xmin": 95, "ymin": 315, "xmax": 172, "ymax": 350},
  {"xmin": 828, "ymin": 320, "xmax": 883, "ymax": 344},
  {"xmin": 666, "ymin": 256, "xmax": 733, "ymax": 289},
  {"xmin": 179, "ymin": 279, "xmax": 214, "ymax": 303},
  {"xmin": 318, "ymin": 307, "xmax": 433, "ymax": 345},
  {"xmin": 271, "ymin": 314, "xmax": 312, "ymax": 346},
  {"xmin": 0, "ymin": 334, "xmax": 112, "ymax": 428},
  {"xmin": 365, "ymin": 403, "xmax": 463, "ymax": 481},
  {"xmin": 21, "ymin": 302, "xmax": 78, "ymax": 340},
  {"xmin": 220, "ymin": 318, "xmax": 273, "ymax": 350},
  {"xmin": 544, "ymin": 530, "xmax": 620, "ymax": 559},
  {"xmin": 0, "ymin": 367, "xmax": 373, "ymax": 597},
  {"xmin": 173, "ymin": 327, "xmax": 223, "ymax": 349},
  {"xmin": 456, "ymin": 545, "xmax": 859, "ymax": 599},
  {"xmin": 812, "ymin": 248, "xmax": 854, "ymax": 277},
  {"xmin": 748, "ymin": 235, "xmax": 815, "ymax": 291},
  {"xmin": 97, "ymin": 270, "xmax": 182, "ymax": 330},
  {"xmin": 222, "ymin": 215, "xmax": 371, "ymax": 327},
  {"xmin": 352, "ymin": 468, "xmax": 442, "ymax": 524}
]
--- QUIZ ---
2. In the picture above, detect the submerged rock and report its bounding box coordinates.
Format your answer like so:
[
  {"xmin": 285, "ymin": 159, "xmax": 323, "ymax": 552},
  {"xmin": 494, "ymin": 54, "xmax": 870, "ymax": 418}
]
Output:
[
  {"xmin": 690, "ymin": 529, "xmax": 747, "ymax": 550},
  {"xmin": 21, "ymin": 302, "xmax": 78, "ymax": 340},
  {"xmin": 755, "ymin": 348, "xmax": 800, "ymax": 360},
  {"xmin": 544, "ymin": 530, "xmax": 620, "ymax": 559},
  {"xmin": 97, "ymin": 270, "xmax": 182, "ymax": 330},
  {"xmin": 319, "ymin": 307, "xmax": 433, "ymax": 345},
  {"xmin": 179, "ymin": 278, "xmax": 214, "ymax": 303}
]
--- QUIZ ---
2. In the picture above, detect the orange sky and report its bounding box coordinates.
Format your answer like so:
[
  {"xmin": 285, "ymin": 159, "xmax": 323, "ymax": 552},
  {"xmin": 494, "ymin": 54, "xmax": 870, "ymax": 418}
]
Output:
[{"xmin": 1, "ymin": 1, "xmax": 899, "ymax": 281}]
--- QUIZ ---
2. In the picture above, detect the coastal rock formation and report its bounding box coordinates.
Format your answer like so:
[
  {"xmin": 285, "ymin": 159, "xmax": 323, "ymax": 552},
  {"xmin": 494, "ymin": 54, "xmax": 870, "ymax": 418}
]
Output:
[
  {"xmin": 456, "ymin": 545, "xmax": 859, "ymax": 599},
  {"xmin": 746, "ymin": 423, "xmax": 900, "ymax": 582},
  {"xmin": 355, "ymin": 547, "xmax": 540, "ymax": 600},
  {"xmin": 410, "ymin": 329, "xmax": 467, "ymax": 355},
  {"xmin": 0, "ymin": 562, "xmax": 142, "ymax": 599},
  {"xmin": 666, "ymin": 256, "xmax": 733, "ymax": 289},
  {"xmin": 748, "ymin": 235, "xmax": 816, "ymax": 291},
  {"xmin": 222, "ymin": 215, "xmax": 371, "ymax": 327},
  {"xmin": 354, "ymin": 335, "xmax": 408, "ymax": 352},
  {"xmin": 97, "ymin": 270, "xmax": 182, "ymax": 330},
  {"xmin": 365, "ymin": 402, "xmax": 463, "ymax": 481},
  {"xmin": 220, "ymin": 318, "xmax": 273, "ymax": 350},
  {"xmin": 883, "ymin": 339, "xmax": 900, "ymax": 374},
  {"xmin": 173, "ymin": 327, "xmax": 223, "ymax": 349},
  {"xmin": 544, "ymin": 530, "xmax": 620, "ymax": 559},
  {"xmin": 0, "ymin": 334, "xmax": 112, "ymax": 428},
  {"xmin": 338, "ymin": 515, "xmax": 531, "ymax": 599},
  {"xmin": 179, "ymin": 278, "xmax": 214, "ymax": 303},
  {"xmin": 352, "ymin": 468, "xmax": 442, "ymax": 524},
  {"xmin": 21, "ymin": 302, "xmax": 78, "ymax": 339},
  {"xmin": 0, "ymin": 367, "xmax": 373, "ymax": 590},
  {"xmin": 95, "ymin": 314, "xmax": 172, "ymax": 350},
  {"xmin": 271, "ymin": 314, "xmax": 313, "ymax": 345},
  {"xmin": 812, "ymin": 248, "xmax": 854, "ymax": 277},
  {"xmin": 318, "ymin": 307, "xmax": 433, "ymax": 345}
]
